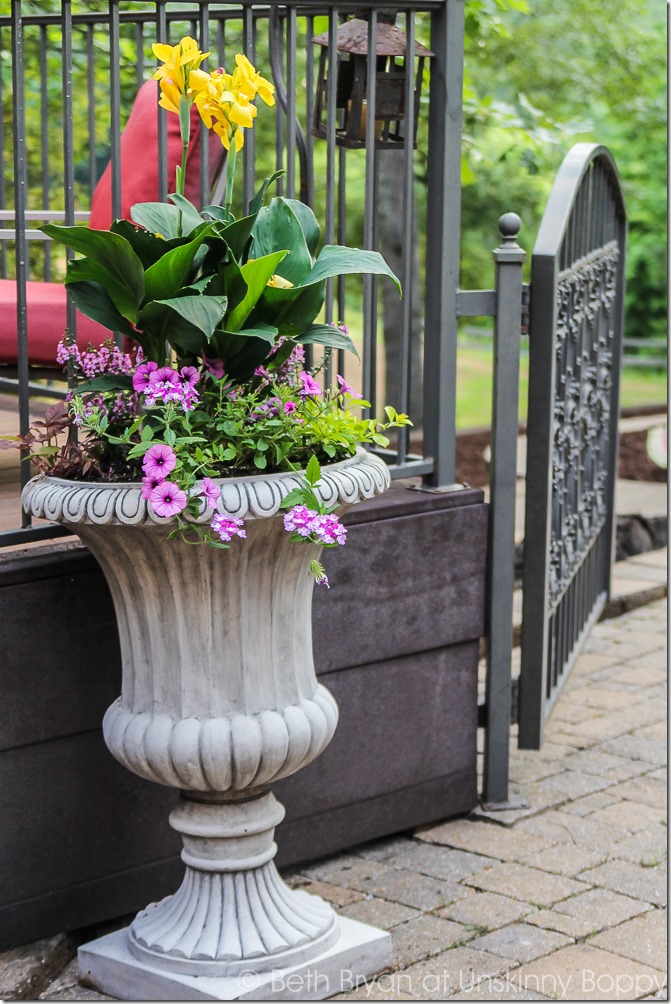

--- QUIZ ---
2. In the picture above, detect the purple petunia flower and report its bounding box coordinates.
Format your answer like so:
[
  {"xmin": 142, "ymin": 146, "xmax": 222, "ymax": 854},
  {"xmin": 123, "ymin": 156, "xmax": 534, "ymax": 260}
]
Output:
[
  {"xmin": 299, "ymin": 371, "xmax": 322, "ymax": 397},
  {"xmin": 202, "ymin": 353, "xmax": 225, "ymax": 379},
  {"xmin": 180, "ymin": 366, "xmax": 199, "ymax": 388},
  {"xmin": 141, "ymin": 473, "xmax": 165, "ymax": 500},
  {"xmin": 132, "ymin": 361, "xmax": 158, "ymax": 393},
  {"xmin": 149, "ymin": 480, "xmax": 187, "ymax": 518},
  {"xmin": 199, "ymin": 477, "xmax": 220, "ymax": 508},
  {"xmin": 336, "ymin": 374, "xmax": 362, "ymax": 399},
  {"xmin": 211, "ymin": 513, "xmax": 246, "ymax": 542},
  {"xmin": 283, "ymin": 400, "xmax": 296, "ymax": 414},
  {"xmin": 149, "ymin": 366, "xmax": 180, "ymax": 386},
  {"xmin": 142, "ymin": 443, "xmax": 177, "ymax": 479}
]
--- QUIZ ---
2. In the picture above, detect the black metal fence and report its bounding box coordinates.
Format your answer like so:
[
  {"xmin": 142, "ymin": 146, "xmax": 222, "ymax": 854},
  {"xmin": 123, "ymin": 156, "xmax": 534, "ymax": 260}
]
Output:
[
  {"xmin": 2, "ymin": 4, "xmax": 628, "ymax": 808},
  {"xmin": 1, "ymin": 0, "xmax": 467, "ymax": 546}
]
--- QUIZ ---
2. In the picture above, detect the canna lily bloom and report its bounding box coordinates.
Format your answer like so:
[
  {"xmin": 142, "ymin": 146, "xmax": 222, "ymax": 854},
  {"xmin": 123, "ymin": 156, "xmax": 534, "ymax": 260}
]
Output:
[
  {"xmin": 152, "ymin": 36, "xmax": 210, "ymax": 111},
  {"xmin": 266, "ymin": 274, "xmax": 294, "ymax": 289},
  {"xmin": 195, "ymin": 56, "xmax": 274, "ymax": 151},
  {"xmin": 195, "ymin": 69, "xmax": 251, "ymax": 151},
  {"xmin": 233, "ymin": 53, "xmax": 276, "ymax": 107}
]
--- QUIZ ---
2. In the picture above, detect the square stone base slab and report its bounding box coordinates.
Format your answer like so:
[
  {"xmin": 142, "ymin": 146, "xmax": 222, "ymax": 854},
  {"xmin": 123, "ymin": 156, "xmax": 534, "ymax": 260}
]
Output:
[{"xmin": 78, "ymin": 917, "xmax": 392, "ymax": 1001}]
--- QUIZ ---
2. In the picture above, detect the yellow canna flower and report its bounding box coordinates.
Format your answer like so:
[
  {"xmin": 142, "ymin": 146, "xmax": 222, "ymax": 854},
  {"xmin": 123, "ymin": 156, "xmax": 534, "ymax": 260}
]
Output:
[
  {"xmin": 227, "ymin": 92, "xmax": 258, "ymax": 130},
  {"xmin": 233, "ymin": 53, "xmax": 276, "ymax": 107},
  {"xmin": 213, "ymin": 119, "xmax": 245, "ymax": 152},
  {"xmin": 187, "ymin": 67, "xmax": 211, "ymax": 97},
  {"xmin": 152, "ymin": 36, "xmax": 210, "ymax": 109},
  {"xmin": 266, "ymin": 274, "xmax": 294, "ymax": 289},
  {"xmin": 157, "ymin": 76, "xmax": 182, "ymax": 114},
  {"xmin": 191, "ymin": 55, "xmax": 274, "ymax": 152}
]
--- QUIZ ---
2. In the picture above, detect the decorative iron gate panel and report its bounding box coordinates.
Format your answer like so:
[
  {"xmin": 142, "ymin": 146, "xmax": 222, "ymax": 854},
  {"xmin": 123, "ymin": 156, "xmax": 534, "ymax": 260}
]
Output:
[{"xmin": 518, "ymin": 144, "xmax": 627, "ymax": 749}]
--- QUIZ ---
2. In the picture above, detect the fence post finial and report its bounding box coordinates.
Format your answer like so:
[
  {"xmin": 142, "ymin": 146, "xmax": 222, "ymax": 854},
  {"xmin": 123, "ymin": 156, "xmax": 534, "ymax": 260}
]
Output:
[{"xmin": 498, "ymin": 212, "xmax": 522, "ymax": 244}]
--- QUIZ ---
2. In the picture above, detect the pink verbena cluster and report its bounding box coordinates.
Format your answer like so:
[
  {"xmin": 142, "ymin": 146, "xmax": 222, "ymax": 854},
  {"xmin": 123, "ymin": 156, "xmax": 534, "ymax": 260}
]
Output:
[
  {"xmin": 57, "ymin": 336, "xmax": 136, "ymax": 378},
  {"xmin": 133, "ymin": 363, "xmax": 200, "ymax": 412},
  {"xmin": 283, "ymin": 505, "xmax": 347, "ymax": 546},
  {"xmin": 211, "ymin": 513, "xmax": 246, "ymax": 542}
]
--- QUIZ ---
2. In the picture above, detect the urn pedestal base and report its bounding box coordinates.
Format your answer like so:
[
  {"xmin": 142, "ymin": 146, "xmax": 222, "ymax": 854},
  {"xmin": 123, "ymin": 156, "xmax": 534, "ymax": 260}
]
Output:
[{"xmin": 79, "ymin": 917, "xmax": 391, "ymax": 1001}]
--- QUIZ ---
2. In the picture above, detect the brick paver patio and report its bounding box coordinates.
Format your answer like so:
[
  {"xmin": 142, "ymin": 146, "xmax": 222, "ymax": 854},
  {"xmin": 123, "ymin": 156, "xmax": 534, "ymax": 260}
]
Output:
[{"xmin": 1, "ymin": 561, "xmax": 667, "ymax": 1001}]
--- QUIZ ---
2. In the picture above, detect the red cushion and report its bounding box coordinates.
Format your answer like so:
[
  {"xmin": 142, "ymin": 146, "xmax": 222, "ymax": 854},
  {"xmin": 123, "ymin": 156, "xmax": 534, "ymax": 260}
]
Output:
[
  {"xmin": 0, "ymin": 279, "xmax": 109, "ymax": 367},
  {"xmin": 1, "ymin": 80, "xmax": 224, "ymax": 368},
  {"xmin": 90, "ymin": 79, "xmax": 223, "ymax": 229}
]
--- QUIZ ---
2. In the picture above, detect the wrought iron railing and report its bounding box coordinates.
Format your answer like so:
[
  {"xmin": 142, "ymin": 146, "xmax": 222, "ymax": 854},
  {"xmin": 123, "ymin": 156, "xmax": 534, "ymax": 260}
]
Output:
[{"xmin": 1, "ymin": 0, "xmax": 465, "ymax": 546}]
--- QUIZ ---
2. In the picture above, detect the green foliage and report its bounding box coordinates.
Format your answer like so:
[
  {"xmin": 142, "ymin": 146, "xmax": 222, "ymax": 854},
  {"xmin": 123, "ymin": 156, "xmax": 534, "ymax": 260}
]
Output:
[
  {"xmin": 66, "ymin": 351, "xmax": 409, "ymax": 479},
  {"xmin": 44, "ymin": 176, "xmax": 400, "ymax": 377},
  {"xmin": 461, "ymin": 0, "xmax": 666, "ymax": 341}
]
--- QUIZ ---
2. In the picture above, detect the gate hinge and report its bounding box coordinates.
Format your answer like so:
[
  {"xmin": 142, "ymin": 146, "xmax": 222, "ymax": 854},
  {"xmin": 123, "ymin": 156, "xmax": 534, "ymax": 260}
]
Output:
[{"xmin": 521, "ymin": 284, "xmax": 530, "ymax": 335}]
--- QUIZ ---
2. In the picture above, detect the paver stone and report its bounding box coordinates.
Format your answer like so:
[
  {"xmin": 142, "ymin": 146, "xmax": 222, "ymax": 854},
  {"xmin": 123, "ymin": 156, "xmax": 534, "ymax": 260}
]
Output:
[
  {"xmin": 468, "ymin": 922, "xmax": 572, "ymax": 963},
  {"xmin": 590, "ymin": 909, "xmax": 667, "ymax": 971},
  {"xmin": 579, "ymin": 860, "xmax": 667, "ymax": 907},
  {"xmin": 510, "ymin": 943, "xmax": 666, "ymax": 1000},
  {"xmin": 464, "ymin": 861, "xmax": 590, "ymax": 907}
]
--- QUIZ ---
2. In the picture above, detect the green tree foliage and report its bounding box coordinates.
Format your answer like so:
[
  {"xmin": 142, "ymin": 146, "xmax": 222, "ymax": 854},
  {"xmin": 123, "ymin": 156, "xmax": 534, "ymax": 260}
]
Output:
[
  {"xmin": 3, "ymin": 0, "xmax": 664, "ymax": 345},
  {"xmin": 461, "ymin": 0, "xmax": 666, "ymax": 341}
]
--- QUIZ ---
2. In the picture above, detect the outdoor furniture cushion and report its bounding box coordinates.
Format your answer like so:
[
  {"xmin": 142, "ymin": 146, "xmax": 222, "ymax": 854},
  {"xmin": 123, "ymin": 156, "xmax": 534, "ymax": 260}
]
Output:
[
  {"xmin": 0, "ymin": 281, "xmax": 111, "ymax": 367},
  {"xmin": 0, "ymin": 80, "xmax": 223, "ymax": 367},
  {"xmin": 90, "ymin": 79, "xmax": 222, "ymax": 229}
]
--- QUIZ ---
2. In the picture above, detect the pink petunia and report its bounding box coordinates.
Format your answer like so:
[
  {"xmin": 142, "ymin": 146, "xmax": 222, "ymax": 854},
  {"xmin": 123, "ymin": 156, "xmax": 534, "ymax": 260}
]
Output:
[
  {"xmin": 202, "ymin": 353, "xmax": 225, "ymax": 379},
  {"xmin": 199, "ymin": 477, "xmax": 220, "ymax": 507},
  {"xmin": 299, "ymin": 371, "xmax": 322, "ymax": 397},
  {"xmin": 336, "ymin": 374, "xmax": 362, "ymax": 399},
  {"xmin": 149, "ymin": 480, "xmax": 187, "ymax": 517},
  {"xmin": 284, "ymin": 400, "xmax": 296, "ymax": 414},
  {"xmin": 141, "ymin": 473, "xmax": 165, "ymax": 500},
  {"xmin": 132, "ymin": 361, "xmax": 158, "ymax": 393},
  {"xmin": 142, "ymin": 443, "xmax": 177, "ymax": 479},
  {"xmin": 149, "ymin": 366, "xmax": 180, "ymax": 386},
  {"xmin": 180, "ymin": 366, "xmax": 200, "ymax": 388}
]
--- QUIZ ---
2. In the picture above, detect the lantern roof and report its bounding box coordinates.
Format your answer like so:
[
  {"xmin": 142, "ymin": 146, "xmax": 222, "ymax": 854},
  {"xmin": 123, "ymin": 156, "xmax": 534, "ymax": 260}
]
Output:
[{"xmin": 312, "ymin": 18, "xmax": 434, "ymax": 58}]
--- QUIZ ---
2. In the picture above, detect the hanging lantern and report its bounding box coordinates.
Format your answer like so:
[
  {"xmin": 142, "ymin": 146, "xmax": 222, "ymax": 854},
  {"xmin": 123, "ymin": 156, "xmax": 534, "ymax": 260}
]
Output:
[{"xmin": 312, "ymin": 12, "xmax": 433, "ymax": 150}]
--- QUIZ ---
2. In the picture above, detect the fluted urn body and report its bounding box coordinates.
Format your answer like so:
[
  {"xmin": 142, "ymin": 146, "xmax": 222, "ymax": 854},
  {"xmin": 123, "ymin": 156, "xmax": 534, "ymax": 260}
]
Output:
[{"xmin": 23, "ymin": 449, "xmax": 391, "ymax": 992}]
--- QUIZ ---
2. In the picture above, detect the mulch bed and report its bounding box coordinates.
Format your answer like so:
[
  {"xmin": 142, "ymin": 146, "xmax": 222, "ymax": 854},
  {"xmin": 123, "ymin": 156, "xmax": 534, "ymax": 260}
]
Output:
[{"xmin": 455, "ymin": 425, "xmax": 667, "ymax": 489}]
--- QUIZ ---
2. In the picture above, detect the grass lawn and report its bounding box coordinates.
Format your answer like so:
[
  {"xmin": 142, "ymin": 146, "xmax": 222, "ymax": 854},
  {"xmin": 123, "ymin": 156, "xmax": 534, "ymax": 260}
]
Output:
[
  {"xmin": 455, "ymin": 344, "xmax": 667, "ymax": 430},
  {"xmin": 312, "ymin": 312, "xmax": 665, "ymax": 431}
]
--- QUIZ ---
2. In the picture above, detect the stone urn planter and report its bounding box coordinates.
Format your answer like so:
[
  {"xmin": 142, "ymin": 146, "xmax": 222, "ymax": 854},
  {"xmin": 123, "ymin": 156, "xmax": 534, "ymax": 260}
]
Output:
[{"xmin": 22, "ymin": 449, "xmax": 392, "ymax": 1001}]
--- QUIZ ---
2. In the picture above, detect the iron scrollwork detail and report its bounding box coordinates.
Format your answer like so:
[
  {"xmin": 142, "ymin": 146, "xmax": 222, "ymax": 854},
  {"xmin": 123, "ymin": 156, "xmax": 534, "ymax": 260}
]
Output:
[{"xmin": 549, "ymin": 242, "xmax": 620, "ymax": 603}]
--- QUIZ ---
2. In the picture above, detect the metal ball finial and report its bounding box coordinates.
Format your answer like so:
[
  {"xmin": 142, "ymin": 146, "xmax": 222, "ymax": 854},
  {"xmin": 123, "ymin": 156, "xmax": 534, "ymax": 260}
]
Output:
[{"xmin": 498, "ymin": 212, "xmax": 521, "ymax": 240}]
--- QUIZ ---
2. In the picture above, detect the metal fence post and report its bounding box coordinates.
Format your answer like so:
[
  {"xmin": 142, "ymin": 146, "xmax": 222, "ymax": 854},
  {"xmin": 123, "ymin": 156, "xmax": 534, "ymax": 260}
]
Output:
[
  {"xmin": 482, "ymin": 213, "xmax": 525, "ymax": 806},
  {"xmin": 422, "ymin": 0, "xmax": 464, "ymax": 487},
  {"xmin": 11, "ymin": 0, "xmax": 31, "ymax": 516}
]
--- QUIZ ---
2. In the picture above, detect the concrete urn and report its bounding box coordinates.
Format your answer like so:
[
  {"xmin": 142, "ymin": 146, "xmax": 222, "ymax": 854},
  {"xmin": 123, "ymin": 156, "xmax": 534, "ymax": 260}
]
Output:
[{"xmin": 22, "ymin": 448, "xmax": 392, "ymax": 1000}]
